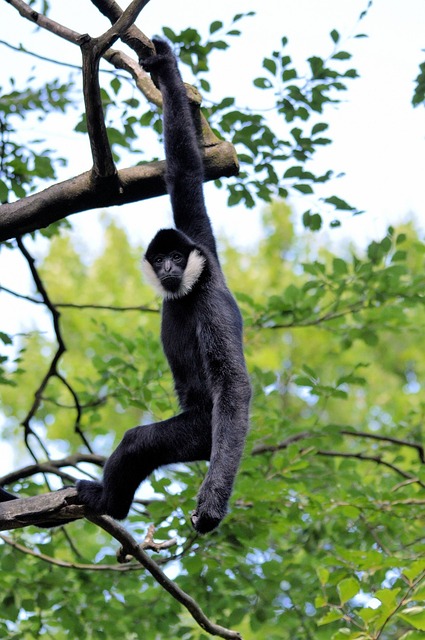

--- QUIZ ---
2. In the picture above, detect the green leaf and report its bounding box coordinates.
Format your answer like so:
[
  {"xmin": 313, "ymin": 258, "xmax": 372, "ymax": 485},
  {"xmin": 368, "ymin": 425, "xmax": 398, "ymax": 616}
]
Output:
[
  {"xmin": 333, "ymin": 257, "xmax": 348, "ymax": 276},
  {"xmin": 332, "ymin": 51, "xmax": 352, "ymax": 60},
  {"xmin": 282, "ymin": 68, "xmax": 297, "ymax": 81},
  {"xmin": 318, "ymin": 609, "xmax": 343, "ymax": 626},
  {"xmin": 209, "ymin": 20, "xmax": 223, "ymax": 34},
  {"xmin": 330, "ymin": 29, "xmax": 340, "ymax": 43},
  {"xmin": 399, "ymin": 632, "xmax": 425, "ymax": 640},
  {"xmin": 337, "ymin": 577, "xmax": 360, "ymax": 604},
  {"xmin": 303, "ymin": 211, "xmax": 322, "ymax": 230},
  {"xmin": 398, "ymin": 607, "xmax": 425, "ymax": 631},
  {"xmin": 263, "ymin": 58, "xmax": 277, "ymax": 75},
  {"xmin": 312, "ymin": 122, "xmax": 329, "ymax": 135},
  {"xmin": 316, "ymin": 566, "xmax": 330, "ymax": 586},
  {"xmin": 391, "ymin": 250, "xmax": 407, "ymax": 262},
  {"xmin": 162, "ymin": 26, "xmax": 176, "ymax": 41},
  {"xmin": 325, "ymin": 196, "xmax": 355, "ymax": 211},
  {"xmin": 375, "ymin": 587, "xmax": 400, "ymax": 608},
  {"xmin": 403, "ymin": 558, "xmax": 425, "ymax": 581},
  {"xmin": 253, "ymin": 77, "xmax": 272, "ymax": 89},
  {"xmin": 0, "ymin": 332, "xmax": 12, "ymax": 345},
  {"xmin": 293, "ymin": 183, "xmax": 314, "ymax": 194},
  {"xmin": 110, "ymin": 77, "xmax": 121, "ymax": 95},
  {"xmin": 284, "ymin": 166, "xmax": 303, "ymax": 178}
]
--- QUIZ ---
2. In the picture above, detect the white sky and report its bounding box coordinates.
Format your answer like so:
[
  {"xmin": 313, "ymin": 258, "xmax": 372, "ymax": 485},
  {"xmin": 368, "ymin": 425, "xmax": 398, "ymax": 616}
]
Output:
[
  {"xmin": 1, "ymin": 0, "xmax": 424, "ymax": 253},
  {"xmin": 0, "ymin": 0, "xmax": 424, "ymax": 472}
]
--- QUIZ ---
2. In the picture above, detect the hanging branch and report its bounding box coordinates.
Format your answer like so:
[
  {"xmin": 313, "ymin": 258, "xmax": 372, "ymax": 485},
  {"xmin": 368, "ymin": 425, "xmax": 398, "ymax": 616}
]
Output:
[
  {"xmin": 89, "ymin": 513, "xmax": 242, "ymax": 640},
  {"xmin": 0, "ymin": 494, "xmax": 241, "ymax": 638}
]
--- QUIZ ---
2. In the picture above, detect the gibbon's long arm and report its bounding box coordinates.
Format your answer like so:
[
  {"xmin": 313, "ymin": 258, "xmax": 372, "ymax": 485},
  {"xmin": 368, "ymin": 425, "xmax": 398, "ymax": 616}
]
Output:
[
  {"xmin": 144, "ymin": 40, "xmax": 251, "ymax": 532},
  {"xmin": 144, "ymin": 40, "xmax": 218, "ymax": 258}
]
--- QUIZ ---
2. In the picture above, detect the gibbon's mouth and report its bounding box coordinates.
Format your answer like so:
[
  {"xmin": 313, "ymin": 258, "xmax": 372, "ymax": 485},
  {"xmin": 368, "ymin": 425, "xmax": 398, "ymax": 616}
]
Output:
[{"xmin": 161, "ymin": 275, "xmax": 181, "ymax": 292}]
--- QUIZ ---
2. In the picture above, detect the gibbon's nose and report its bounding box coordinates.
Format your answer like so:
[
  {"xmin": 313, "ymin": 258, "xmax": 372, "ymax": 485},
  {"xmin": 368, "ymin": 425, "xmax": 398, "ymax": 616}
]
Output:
[{"xmin": 164, "ymin": 258, "xmax": 172, "ymax": 272}]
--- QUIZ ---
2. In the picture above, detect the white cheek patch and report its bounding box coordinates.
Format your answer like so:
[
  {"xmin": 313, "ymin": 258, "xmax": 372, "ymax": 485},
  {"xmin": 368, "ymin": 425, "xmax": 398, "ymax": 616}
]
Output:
[
  {"xmin": 141, "ymin": 258, "xmax": 166, "ymax": 297},
  {"xmin": 180, "ymin": 249, "xmax": 206, "ymax": 297},
  {"xmin": 141, "ymin": 249, "xmax": 205, "ymax": 300}
]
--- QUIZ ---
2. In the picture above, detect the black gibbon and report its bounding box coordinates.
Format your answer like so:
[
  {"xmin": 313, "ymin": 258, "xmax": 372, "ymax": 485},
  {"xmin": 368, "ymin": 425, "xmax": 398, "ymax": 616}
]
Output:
[{"xmin": 77, "ymin": 38, "xmax": 251, "ymax": 534}]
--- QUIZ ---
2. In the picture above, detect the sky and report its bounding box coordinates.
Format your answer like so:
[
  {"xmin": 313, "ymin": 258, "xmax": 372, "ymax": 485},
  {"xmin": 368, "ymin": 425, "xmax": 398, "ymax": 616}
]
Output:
[{"xmin": 0, "ymin": 0, "xmax": 424, "ymax": 466}]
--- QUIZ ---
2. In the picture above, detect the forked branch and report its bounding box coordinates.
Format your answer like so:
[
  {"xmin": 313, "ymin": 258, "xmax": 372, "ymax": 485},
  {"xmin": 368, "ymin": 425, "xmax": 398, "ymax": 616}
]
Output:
[{"xmin": 0, "ymin": 0, "xmax": 239, "ymax": 241}]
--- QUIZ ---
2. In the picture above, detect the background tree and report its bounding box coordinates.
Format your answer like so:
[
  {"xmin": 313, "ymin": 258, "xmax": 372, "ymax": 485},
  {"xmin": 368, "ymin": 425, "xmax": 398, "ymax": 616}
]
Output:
[{"xmin": 1, "ymin": 1, "xmax": 425, "ymax": 639}]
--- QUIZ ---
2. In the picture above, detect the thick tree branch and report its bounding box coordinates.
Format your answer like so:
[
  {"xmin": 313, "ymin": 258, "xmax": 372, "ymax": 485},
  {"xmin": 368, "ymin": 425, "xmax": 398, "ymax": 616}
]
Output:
[
  {"xmin": 0, "ymin": 145, "xmax": 238, "ymax": 242},
  {"xmin": 5, "ymin": 0, "xmax": 83, "ymax": 43},
  {"xmin": 81, "ymin": 34, "xmax": 118, "ymax": 180},
  {"xmin": 0, "ymin": 487, "xmax": 84, "ymax": 530}
]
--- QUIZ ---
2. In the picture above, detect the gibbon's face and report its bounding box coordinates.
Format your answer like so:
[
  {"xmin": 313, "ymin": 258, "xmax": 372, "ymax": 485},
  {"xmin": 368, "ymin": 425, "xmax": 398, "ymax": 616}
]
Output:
[
  {"xmin": 152, "ymin": 251, "xmax": 188, "ymax": 292},
  {"xmin": 142, "ymin": 229, "xmax": 206, "ymax": 299}
]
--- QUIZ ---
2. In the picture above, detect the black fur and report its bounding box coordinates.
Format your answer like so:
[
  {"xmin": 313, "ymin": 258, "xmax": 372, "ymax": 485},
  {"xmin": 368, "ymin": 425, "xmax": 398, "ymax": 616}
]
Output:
[
  {"xmin": 77, "ymin": 39, "xmax": 251, "ymax": 534},
  {"xmin": 0, "ymin": 487, "xmax": 16, "ymax": 503}
]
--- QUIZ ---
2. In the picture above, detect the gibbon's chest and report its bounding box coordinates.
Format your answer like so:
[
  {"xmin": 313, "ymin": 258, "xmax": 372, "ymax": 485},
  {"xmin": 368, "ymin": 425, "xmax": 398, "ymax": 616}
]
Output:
[{"xmin": 160, "ymin": 298, "xmax": 204, "ymax": 369}]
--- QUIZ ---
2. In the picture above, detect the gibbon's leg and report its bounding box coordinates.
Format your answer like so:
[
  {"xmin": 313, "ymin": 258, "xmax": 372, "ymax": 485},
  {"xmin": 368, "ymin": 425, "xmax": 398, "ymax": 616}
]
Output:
[{"xmin": 78, "ymin": 407, "xmax": 211, "ymax": 519}]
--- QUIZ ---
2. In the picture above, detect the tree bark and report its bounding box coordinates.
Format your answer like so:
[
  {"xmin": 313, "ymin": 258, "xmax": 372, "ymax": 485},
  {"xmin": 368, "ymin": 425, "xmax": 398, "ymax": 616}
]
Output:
[{"xmin": 0, "ymin": 488, "xmax": 85, "ymax": 531}]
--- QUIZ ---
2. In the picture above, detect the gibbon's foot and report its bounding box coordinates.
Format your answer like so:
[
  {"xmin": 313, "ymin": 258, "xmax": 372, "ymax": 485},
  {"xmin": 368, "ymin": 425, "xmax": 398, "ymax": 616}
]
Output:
[
  {"xmin": 191, "ymin": 493, "xmax": 228, "ymax": 534},
  {"xmin": 77, "ymin": 480, "xmax": 132, "ymax": 520},
  {"xmin": 192, "ymin": 482, "xmax": 230, "ymax": 533},
  {"xmin": 77, "ymin": 480, "xmax": 107, "ymax": 515},
  {"xmin": 191, "ymin": 509, "xmax": 223, "ymax": 534}
]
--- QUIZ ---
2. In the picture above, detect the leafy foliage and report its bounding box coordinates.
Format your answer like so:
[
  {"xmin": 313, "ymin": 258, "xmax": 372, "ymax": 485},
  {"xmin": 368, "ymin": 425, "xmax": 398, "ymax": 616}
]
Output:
[
  {"xmin": 1, "ymin": 6, "xmax": 425, "ymax": 640},
  {"xmin": 0, "ymin": 78, "xmax": 74, "ymax": 202},
  {"xmin": 2, "ymin": 209, "xmax": 425, "ymax": 639}
]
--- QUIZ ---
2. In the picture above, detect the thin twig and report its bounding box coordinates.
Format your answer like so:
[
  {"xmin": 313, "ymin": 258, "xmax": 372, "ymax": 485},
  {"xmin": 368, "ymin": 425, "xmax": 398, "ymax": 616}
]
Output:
[
  {"xmin": 316, "ymin": 449, "xmax": 424, "ymax": 487},
  {"xmin": 0, "ymin": 453, "xmax": 105, "ymax": 485},
  {"xmin": 375, "ymin": 569, "xmax": 425, "ymax": 639},
  {"xmin": 252, "ymin": 429, "xmax": 425, "ymax": 488},
  {"xmin": 0, "ymin": 38, "xmax": 119, "ymax": 73},
  {"xmin": 341, "ymin": 429, "xmax": 425, "ymax": 463},
  {"xmin": 17, "ymin": 238, "xmax": 93, "ymax": 454},
  {"xmin": 0, "ymin": 284, "xmax": 159, "ymax": 312},
  {"xmin": 0, "ymin": 533, "xmax": 144, "ymax": 571}
]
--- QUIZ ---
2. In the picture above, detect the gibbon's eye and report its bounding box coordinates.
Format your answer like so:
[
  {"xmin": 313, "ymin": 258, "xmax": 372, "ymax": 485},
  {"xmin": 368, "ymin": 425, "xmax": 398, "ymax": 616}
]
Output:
[
  {"xmin": 171, "ymin": 252, "xmax": 183, "ymax": 263},
  {"xmin": 154, "ymin": 256, "xmax": 163, "ymax": 265}
]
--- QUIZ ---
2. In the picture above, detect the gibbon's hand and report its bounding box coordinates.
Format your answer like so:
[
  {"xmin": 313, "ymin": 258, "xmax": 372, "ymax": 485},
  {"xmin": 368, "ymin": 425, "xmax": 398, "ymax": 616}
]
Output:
[{"xmin": 141, "ymin": 37, "xmax": 177, "ymax": 81}]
